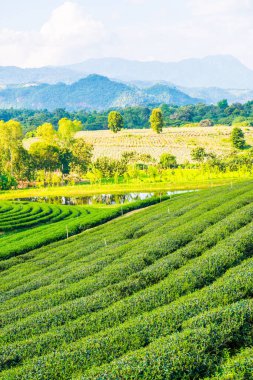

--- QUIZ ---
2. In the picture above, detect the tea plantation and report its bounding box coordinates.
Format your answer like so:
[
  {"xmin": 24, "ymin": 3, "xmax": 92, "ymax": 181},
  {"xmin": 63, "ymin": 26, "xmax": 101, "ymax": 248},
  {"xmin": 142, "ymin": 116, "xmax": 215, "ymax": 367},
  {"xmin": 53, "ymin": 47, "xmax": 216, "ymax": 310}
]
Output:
[{"xmin": 1, "ymin": 182, "xmax": 253, "ymax": 379}]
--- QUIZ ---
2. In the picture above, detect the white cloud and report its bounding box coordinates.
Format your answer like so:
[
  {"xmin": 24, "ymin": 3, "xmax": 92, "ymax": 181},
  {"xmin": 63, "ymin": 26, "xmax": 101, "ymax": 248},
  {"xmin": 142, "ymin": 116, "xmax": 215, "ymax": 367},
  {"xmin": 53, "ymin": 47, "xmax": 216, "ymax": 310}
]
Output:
[{"xmin": 0, "ymin": 1, "xmax": 106, "ymax": 67}]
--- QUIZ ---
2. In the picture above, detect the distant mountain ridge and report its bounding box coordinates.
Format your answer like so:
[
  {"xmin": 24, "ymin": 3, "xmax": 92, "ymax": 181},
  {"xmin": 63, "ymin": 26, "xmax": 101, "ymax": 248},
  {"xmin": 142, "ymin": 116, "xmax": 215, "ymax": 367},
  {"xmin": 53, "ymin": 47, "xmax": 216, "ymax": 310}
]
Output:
[
  {"xmin": 0, "ymin": 55, "xmax": 253, "ymax": 89},
  {"xmin": 0, "ymin": 55, "xmax": 253, "ymax": 108},
  {"xmin": 0, "ymin": 74, "xmax": 201, "ymax": 111},
  {"xmin": 68, "ymin": 55, "xmax": 253, "ymax": 89}
]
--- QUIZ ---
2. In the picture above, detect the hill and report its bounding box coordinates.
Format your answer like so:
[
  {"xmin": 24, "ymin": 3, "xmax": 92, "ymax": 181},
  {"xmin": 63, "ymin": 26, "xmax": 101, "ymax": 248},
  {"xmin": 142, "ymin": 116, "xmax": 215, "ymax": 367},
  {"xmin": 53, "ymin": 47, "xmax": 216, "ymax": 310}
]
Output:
[
  {"xmin": 0, "ymin": 75, "xmax": 200, "ymax": 110},
  {"xmin": 1, "ymin": 182, "xmax": 253, "ymax": 378},
  {"xmin": 75, "ymin": 126, "xmax": 253, "ymax": 162}
]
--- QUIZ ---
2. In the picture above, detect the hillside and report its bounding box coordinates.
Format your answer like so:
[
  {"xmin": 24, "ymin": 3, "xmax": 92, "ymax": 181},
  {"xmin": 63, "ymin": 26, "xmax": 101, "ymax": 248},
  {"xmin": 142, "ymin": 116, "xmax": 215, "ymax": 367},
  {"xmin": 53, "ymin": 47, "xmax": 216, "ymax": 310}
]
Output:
[
  {"xmin": 1, "ymin": 182, "xmax": 253, "ymax": 378},
  {"xmin": 0, "ymin": 75, "xmax": 200, "ymax": 110},
  {"xmin": 75, "ymin": 126, "xmax": 253, "ymax": 162}
]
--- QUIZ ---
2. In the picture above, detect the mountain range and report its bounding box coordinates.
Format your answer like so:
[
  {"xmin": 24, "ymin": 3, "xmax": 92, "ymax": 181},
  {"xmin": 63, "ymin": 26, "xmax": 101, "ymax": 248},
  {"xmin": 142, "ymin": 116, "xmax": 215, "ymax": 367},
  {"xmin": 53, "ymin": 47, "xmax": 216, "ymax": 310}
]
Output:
[
  {"xmin": 0, "ymin": 55, "xmax": 253, "ymax": 88},
  {"xmin": 0, "ymin": 75, "xmax": 200, "ymax": 110},
  {"xmin": 0, "ymin": 55, "xmax": 253, "ymax": 109}
]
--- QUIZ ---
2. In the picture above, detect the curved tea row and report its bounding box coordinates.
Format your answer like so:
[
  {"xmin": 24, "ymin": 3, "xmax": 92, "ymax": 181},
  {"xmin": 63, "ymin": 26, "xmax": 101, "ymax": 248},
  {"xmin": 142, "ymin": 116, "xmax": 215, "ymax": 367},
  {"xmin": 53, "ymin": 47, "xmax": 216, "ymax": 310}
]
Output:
[{"xmin": 0, "ymin": 182, "xmax": 253, "ymax": 379}]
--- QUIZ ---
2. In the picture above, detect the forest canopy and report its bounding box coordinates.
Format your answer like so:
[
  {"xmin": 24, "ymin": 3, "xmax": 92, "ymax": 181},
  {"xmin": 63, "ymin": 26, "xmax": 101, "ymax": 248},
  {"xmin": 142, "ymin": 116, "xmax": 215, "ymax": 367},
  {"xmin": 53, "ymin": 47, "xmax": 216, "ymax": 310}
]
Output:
[{"xmin": 0, "ymin": 100, "xmax": 253, "ymax": 134}]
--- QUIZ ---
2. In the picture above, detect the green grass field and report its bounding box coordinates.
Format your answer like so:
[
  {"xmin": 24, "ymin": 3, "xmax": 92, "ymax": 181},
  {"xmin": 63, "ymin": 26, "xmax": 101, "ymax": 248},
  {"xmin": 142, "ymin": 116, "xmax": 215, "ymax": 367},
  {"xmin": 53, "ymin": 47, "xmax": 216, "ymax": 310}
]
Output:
[{"xmin": 1, "ymin": 181, "xmax": 253, "ymax": 378}]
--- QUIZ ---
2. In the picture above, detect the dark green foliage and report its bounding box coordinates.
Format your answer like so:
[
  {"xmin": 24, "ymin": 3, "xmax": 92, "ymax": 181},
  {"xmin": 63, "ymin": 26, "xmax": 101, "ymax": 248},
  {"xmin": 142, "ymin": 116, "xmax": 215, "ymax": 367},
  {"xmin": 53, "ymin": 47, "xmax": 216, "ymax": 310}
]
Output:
[
  {"xmin": 159, "ymin": 153, "xmax": 177, "ymax": 168},
  {"xmin": 191, "ymin": 146, "xmax": 207, "ymax": 162},
  {"xmin": 231, "ymin": 127, "xmax": 246, "ymax": 149}
]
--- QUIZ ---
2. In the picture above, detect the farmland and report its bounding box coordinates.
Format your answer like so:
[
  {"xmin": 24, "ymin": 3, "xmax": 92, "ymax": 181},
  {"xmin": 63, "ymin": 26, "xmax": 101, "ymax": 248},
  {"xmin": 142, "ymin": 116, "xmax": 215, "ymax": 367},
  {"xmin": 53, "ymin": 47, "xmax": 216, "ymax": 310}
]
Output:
[
  {"xmin": 76, "ymin": 126, "xmax": 253, "ymax": 162},
  {"xmin": 1, "ymin": 181, "xmax": 253, "ymax": 379}
]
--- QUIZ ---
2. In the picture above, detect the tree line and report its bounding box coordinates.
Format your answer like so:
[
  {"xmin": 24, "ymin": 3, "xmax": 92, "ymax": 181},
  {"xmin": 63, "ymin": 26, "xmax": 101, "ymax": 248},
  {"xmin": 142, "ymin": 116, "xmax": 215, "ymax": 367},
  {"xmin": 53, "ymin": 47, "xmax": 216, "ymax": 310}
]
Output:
[{"xmin": 1, "ymin": 99, "xmax": 253, "ymax": 134}]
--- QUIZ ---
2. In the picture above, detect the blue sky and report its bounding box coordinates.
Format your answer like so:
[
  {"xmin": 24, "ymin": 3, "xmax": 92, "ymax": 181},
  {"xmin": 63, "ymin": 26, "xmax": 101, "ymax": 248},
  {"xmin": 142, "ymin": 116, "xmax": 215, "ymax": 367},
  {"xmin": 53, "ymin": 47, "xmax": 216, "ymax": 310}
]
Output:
[{"xmin": 0, "ymin": 0, "xmax": 252, "ymax": 68}]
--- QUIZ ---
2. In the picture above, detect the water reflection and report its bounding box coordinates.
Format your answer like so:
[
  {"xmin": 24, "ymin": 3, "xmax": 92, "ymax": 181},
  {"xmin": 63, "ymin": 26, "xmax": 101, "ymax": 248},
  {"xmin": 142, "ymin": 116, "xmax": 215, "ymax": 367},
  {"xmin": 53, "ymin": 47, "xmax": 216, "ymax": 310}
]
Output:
[{"xmin": 13, "ymin": 190, "xmax": 193, "ymax": 205}]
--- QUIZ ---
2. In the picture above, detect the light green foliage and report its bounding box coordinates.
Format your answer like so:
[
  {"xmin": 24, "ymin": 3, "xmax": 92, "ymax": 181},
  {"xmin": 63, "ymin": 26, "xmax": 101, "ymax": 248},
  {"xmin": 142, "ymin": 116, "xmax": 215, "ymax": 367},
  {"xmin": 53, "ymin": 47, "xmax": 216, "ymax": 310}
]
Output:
[
  {"xmin": 58, "ymin": 118, "xmax": 82, "ymax": 145},
  {"xmin": 1, "ymin": 183, "xmax": 253, "ymax": 378},
  {"xmin": 36, "ymin": 123, "xmax": 56, "ymax": 143},
  {"xmin": 108, "ymin": 111, "xmax": 124, "ymax": 133},
  {"xmin": 149, "ymin": 108, "xmax": 164, "ymax": 133}
]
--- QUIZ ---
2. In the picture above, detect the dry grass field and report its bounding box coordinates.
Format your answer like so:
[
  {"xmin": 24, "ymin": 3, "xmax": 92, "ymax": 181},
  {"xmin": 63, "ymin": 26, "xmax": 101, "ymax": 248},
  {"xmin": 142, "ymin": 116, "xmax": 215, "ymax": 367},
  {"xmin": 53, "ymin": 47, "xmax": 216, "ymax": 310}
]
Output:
[{"xmin": 76, "ymin": 126, "xmax": 253, "ymax": 163}]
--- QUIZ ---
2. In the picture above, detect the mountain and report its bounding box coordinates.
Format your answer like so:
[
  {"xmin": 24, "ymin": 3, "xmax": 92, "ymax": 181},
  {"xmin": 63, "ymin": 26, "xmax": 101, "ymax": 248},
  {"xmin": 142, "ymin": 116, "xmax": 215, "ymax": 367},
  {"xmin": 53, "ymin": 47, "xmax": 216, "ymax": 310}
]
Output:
[
  {"xmin": 180, "ymin": 87, "xmax": 253, "ymax": 104},
  {"xmin": 0, "ymin": 74, "xmax": 200, "ymax": 110},
  {"xmin": 0, "ymin": 55, "xmax": 253, "ymax": 90},
  {"xmin": 0, "ymin": 66, "xmax": 84, "ymax": 85},
  {"xmin": 68, "ymin": 55, "xmax": 253, "ymax": 89}
]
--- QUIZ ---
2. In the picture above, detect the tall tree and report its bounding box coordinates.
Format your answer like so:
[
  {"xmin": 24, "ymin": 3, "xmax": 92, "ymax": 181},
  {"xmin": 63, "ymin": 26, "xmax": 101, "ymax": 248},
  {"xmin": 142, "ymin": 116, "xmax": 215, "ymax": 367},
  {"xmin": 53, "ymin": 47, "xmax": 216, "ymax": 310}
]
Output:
[
  {"xmin": 0, "ymin": 120, "xmax": 23, "ymax": 175},
  {"xmin": 150, "ymin": 108, "xmax": 164, "ymax": 133},
  {"xmin": 36, "ymin": 123, "xmax": 56, "ymax": 143},
  {"xmin": 29, "ymin": 142, "xmax": 60, "ymax": 173},
  {"xmin": 108, "ymin": 111, "xmax": 124, "ymax": 133},
  {"xmin": 58, "ymin": 118, "xmax": 82, "ymax": 146},
  {"xmin": 70, "ymin": 139, "xmax": 93, "ymax": 175}
]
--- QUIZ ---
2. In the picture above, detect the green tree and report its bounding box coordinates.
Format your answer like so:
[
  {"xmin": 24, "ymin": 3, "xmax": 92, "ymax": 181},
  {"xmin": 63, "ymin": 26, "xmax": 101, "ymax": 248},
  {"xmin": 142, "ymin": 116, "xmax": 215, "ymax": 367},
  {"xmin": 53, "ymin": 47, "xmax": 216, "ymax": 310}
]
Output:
[
  {"xmin": 150, "ymin": 108, "xmax": 163, "ymax": 133},
  {"xmin": 191, "ymin": 147, "xmax": 207, "ymax": 163},
  {"xmin": 0, "ymin": 120, "xmax": 23, "ymax": 176},
  {"xmin": 108, "ymin": 111, "xmax": 124, "ymax": 133},
  {"xmin": 231, "ymin": 127, "xmax": 246, "ymax": 149},
  {"xmin": 29, "ymin": 142, "xmax": 60, "ymax": 173},
  {"xmin": 70, "ymin": 139, "xmax": 93, "ymax": 175},
  {"xmin": 36, "ymin": 123, "xmax": 56, "ymax": 143},
  {"xmin": 160, "ymin": 153, "xmax": 177, "ymax": 168},
  {"xmin": 58, "ymin": 118, "xmax": 82, "ymax": 146},
  {"xmin": 217, "ymin": 99, "xmax": 228, "ymax": 110}
]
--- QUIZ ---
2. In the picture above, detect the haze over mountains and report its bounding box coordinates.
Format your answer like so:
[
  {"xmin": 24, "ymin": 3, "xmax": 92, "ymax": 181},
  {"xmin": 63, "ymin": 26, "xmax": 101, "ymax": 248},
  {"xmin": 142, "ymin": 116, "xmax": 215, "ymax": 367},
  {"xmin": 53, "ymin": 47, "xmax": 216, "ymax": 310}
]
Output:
[{"xmin": 1, "ymin": 55, "xmax": 253, "ymax": 109}]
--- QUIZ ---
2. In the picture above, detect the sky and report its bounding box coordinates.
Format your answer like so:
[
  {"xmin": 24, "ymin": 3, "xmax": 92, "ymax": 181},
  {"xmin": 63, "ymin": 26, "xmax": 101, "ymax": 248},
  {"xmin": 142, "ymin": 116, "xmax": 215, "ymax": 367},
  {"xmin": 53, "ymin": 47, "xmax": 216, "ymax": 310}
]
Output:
[{"xmin": 0, "ymin": 0, "xmax": 253, "ymax": 68}]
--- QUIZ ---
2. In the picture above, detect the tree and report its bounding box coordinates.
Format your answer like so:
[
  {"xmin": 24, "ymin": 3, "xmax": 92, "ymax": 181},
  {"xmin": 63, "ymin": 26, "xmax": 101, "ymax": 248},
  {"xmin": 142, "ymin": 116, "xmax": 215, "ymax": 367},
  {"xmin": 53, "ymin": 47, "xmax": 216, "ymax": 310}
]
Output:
[
  {"xmin": 70, "ymin": 139, "xmax": 93, "ymax": 175},
  {"xmin": 29, "ymin": 142, "xmax": 60, "ymax": 173},
  {"xmin": 191, "ymin": 147, "xmax": 207, "ymax": 163},
  {"xmin": 150, "ymin": 108, "xmax": 163, "ymax": 133},
  {"xmin": 160, "ymin": 153, "xmax": 177, "ymax": 168},
  {"xmin": 231, "ymin": 127, "xmax": 246, "ymax": 149},
  {"xmin": 217, "ymin": 99, "xmax": 228, "ymax": 110},
  {"xmin": 108, "ymin": 111, "xmax": 124, "ymax": 133},
  {"xmin": 0, "ymin": 120, "xmax": 23, "ymax": 176},
  {"xmin": 58, "ymin": 118, "xmax": 82, "ymax": 146},
  {"xmin": 36, "ymin": 123, "xmax": 56, "ymax": 143}
]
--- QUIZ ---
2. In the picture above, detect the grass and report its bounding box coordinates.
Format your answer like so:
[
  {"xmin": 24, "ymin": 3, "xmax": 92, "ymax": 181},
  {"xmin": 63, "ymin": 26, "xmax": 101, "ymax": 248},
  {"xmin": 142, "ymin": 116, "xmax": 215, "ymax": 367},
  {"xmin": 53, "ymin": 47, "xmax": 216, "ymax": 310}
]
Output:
[
  {"xmin": 0, "ymin": 175, "xmax": 249, "ymax": 200},
  {"xmin": 1, "ymin": 181, "xmax": 253, "ymax": 378}
]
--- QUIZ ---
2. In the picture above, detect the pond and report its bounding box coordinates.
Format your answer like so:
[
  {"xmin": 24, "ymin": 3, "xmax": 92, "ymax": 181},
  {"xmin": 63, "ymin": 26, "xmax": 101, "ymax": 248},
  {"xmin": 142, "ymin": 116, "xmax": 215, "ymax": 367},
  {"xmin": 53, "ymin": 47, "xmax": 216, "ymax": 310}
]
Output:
[{"xmin": 13, "ymin": 190, "xmax": 194, "ymax": 206}]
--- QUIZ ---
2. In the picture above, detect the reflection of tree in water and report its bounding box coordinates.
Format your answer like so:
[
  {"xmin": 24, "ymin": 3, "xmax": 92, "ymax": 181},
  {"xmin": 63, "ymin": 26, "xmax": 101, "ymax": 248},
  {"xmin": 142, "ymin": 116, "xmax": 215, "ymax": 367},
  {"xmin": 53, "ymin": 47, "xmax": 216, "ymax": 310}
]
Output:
[{"xmin": 13, "ymin": 190, "xmax": 192, "ymax": 206}]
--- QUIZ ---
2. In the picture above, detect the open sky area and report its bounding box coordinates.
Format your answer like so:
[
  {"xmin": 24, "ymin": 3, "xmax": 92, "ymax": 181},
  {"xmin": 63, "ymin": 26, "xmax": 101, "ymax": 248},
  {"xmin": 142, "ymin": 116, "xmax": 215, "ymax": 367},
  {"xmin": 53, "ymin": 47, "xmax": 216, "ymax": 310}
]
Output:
[{"xmin": 0, "ymin": 0, "xmax": 253, "ymax": 67}]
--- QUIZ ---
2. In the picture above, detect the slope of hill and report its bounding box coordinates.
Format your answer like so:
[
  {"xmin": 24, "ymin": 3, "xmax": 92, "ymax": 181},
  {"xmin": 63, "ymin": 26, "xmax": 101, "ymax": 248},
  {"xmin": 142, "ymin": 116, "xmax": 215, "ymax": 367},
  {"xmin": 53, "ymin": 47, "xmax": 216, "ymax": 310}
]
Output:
[
  {"xmin": 0, "ymin": 75, "xmax": 200, "ymax": 110},
  {"xmin": 75, "ymin": 126, "xmax": 253, "ymax": 162},
  {"xmin": 69, "ymin": 55, "xmax": 253, "ymax": 88},
  {"xmin": 1, "ymin": 182, "xmax": 253, "ymax": 378}
]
